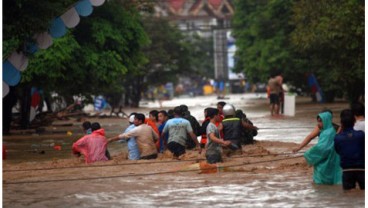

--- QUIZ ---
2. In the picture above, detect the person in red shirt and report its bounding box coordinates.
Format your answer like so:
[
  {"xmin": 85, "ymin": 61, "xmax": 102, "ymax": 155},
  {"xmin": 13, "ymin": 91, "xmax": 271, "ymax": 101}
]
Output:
[
  {"xmin": 145, "ymin": 117, "xmax": 159, "ymax": 135},
  {"xmin": 200, "ymin": 108, "xmax": 211, "ymax": 148},
  {"xmin": 72, "ymin": 122, "xmax": 109, "ymax": 164},
  {"xmin": 217, "ymin": 101, "xmax": 226, "ymax": 138}
]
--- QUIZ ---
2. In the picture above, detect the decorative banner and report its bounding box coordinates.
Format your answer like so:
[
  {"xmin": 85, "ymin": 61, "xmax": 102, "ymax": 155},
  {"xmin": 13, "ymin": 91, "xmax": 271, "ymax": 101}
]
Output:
[
  {"xmin": 49, "ymin": 17, "xmax": 67, "ymax": 38},
  {"xmin": 90, "ymin": 0, "xmax": 105, "ymax": 7},
  {"xmin": 3, "ymin": 82, "xmax": 10, "ymax": 98},
  {"xmin": 3, "ymin": 0, "xmax": 107, "ymax": 90},
  {"xmin": 75, "ymin": 0, "xmax": 93, "ymax": 17},
  {"xmin": 34, "ymin": 32, "xmax": 53, "ymax": 49},
  {"xmin": 3, "ymin": 61, "xmax": 21, "ymax": 86},
  {"xmin": 8, "ymin": 51, "xmax": 29, "ymax": 71},
  {"xmin": 60, "ymin": 7, "xmax": 80, "ymax": 28}
]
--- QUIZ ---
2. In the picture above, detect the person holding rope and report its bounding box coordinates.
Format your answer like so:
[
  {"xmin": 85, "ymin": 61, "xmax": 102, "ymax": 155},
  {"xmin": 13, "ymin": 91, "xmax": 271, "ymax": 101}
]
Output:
[
  {"xmin": 162, "ymin": 106, "xmax": 201, "ymax": 159},
  {"xmin": 292, "ymin": 109, "xmax": 339, "ymax": 153},
  {"xmin": 334, "ymin": 109, "xmax": 365, "ymax": 190},
  {"xmin": 108, "ymin": 113, "xmax": 159, "ymax": 160},
  {"xmin": 157, "ymin": 110, "xmax": 169, "ymax": 153},
  {"xmin": 221, "ymin": 104, "xmax": 255, "ymax": 156},
  {"xmin": 72, "ymin": 122, "xmax": 109, "ymax": 164},
  {"xmin": 205, "ymin": 108, "xmax": 231, "ymax": 164},
  {"xmin": 294, "ymin": 111, "xmax": 342, "ymax": 185},
  {"xmin": 120, "ymin": 113, "xmax": 140, "ymax": 160}
]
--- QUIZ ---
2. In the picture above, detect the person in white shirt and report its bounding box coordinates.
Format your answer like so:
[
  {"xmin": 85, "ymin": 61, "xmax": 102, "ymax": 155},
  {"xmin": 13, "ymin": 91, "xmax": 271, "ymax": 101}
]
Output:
[
  {"xmin": 351, "ymin": 102, "xmax": 365, "ymax": 132},
  {"xmin": 108, "ymin": 113, "xmax": 159, "ymax": 160}
]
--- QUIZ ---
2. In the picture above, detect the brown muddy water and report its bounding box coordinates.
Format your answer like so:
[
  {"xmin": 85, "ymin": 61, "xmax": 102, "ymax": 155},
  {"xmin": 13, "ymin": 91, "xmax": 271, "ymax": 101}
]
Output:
[{"xmin": 3, "ymin": 94, "xmax": 364, "ymax": 207}]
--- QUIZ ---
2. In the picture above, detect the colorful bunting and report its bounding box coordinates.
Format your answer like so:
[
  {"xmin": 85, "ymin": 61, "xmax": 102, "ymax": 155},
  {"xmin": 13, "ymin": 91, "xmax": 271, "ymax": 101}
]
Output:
[
  {"xmin": 60, "ymin": 7, "xmax": 80, "ymax": 28},
  {"xmin": 8, "ymin": 51, "xmax": 29, "ymax": 71},
  {"xmin": 49, "ymin": 17, "xmax": 67, "ymax": 38},
  {"xmin": 76, "ymin": 0, "xmax": 93, "ymax": 17},
  {"xmin": 3, "ymin": 82, "xmax": 10, "ymax": 98},
  {"xmin": 3, "ymin": 61, "xmax": 21, "ymax": 86},
  {"xmin": 34, "ymin": 32, "xmax": 53, "ymax": 49},
  {"xmin": 3, "ymin": 0, "xmax": 107, "ymax": 97}
]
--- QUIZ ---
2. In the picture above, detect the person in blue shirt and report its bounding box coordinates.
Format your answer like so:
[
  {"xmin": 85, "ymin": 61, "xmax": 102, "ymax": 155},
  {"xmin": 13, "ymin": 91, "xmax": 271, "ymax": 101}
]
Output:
[
  {"xmin": 122, "ymin": 113, "xmax": 140, "ymax": 160},
  {"xmin": 157, "ymin": 110, "xmax": 169, "ymax": 153},
  {"xmin": 162, "ymin": 106, "xmax": 201, "ymax": 159},
  {"xmin": 334, "ymin": 109, "xmax": 365, "ymax": 190}
]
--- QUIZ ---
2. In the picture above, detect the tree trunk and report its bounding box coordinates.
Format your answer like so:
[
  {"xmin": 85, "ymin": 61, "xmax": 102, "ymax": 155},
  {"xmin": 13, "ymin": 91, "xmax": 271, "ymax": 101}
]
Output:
[
  {"xmin": 131, "ymin": 76, "xmax": 143, "ymax": 107},
  {"xmin": 20, "ymin": 85, "xmax": 31, "ymax": 129},
  {"xmin": 3, "ymin": 86, "xmax": 18, "ymax": 134}
]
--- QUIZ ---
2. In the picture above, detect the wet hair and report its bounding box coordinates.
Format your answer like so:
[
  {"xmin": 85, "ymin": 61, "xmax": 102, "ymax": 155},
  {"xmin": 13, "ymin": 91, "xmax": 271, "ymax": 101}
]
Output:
[
  {"xmin": 206, "ymin": 108, "xmax": 219, "ymax": 119},
  {"xmin": 168, "ymin": 109, "xmax": 174, "ymax": 119},
  {"xmin": 82, "ymin": 121, "xmax": 91, "ymax": 131},
  {"xmin": 316, "ymin": 116, "xmax": 322, "ymax": 122},
  {"xmin": 204, "ymin": 107, "xmax": 211, "ymax": 117},
  {"xmin": 340, "ymin": 109, "xmax": 355, "ymax": 128},
  {"xmin": 135, "ymin": 113, "xmax": 145, "ymax": 123},
  {"xmin": 158, "ymin": 110, "xmax": 168, "ymax": 117},
  {"xmin": 149, "ymin": 110, "xmax": 159, "ymax": 121},
  {"xmin": 351, "ymin": 102, "xmax": 364, "ymax": 117},
  {"xmin": 180, "ymin": 105, "xmax": 188, "ymax": 113},
  {"xmin": 91, "ymin": 122, "xmax": 101, "ymax": 131},
  {"xmin": 217, "ymin": 101, "xmax": 226, "ymax": 107},
  {"xmin": 174, "ymin": 106, "xmax": 183, "ymax": 116}
]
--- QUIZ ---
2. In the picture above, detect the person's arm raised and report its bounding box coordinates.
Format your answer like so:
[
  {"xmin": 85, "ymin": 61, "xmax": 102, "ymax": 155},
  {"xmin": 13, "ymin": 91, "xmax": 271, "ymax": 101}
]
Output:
[{"xmin": 292, "ymin": 125, "xmax": 319, "ymax": 153}]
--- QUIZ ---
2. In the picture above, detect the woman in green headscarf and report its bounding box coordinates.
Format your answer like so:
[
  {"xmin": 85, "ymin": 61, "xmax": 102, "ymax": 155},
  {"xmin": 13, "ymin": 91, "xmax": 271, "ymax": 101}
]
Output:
[{"xmin": 294, "ymin": 111, "xmax": 342, "ymax": 184}]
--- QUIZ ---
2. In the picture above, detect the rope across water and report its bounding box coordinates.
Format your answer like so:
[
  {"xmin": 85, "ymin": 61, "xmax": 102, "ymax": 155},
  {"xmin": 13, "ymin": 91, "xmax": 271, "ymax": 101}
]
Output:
[{"xmin": 4, "ymin": 153, "xmax": 305, "ymax": 185}]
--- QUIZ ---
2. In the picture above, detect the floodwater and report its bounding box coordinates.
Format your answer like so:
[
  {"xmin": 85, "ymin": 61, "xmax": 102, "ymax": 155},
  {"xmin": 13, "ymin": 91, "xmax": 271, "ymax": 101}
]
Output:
[
  {"xmin": 3, "ymin": 93, "xmax": 364, "ymax": 207},
  {"xmin": 3, "ymin": 172, "xmax": 365, "ymax": 207}
]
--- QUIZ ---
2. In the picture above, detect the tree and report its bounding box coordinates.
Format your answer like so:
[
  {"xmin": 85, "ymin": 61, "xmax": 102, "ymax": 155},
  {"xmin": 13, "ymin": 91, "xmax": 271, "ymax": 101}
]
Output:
[
  {"xmin": 4, "ymin": 0, "xmax": 150, "ymax": 129},
  {"xmin": 232, "ymin": 0, "xmax": 364, "ymax": 102},
  {"xmin": 3, "ymin": 0, "xmax": 75, "ymax": 57},
  {"xmin": 290, "ymin": 0, "xmax": 364, "ymax": 102},
  {"xmin": 232, "ymin": 0, "xmax": 295, "ymax": 83},
  {"xmin": 123, "ymin": 16, "xmax": 213, "ymax": 106}
]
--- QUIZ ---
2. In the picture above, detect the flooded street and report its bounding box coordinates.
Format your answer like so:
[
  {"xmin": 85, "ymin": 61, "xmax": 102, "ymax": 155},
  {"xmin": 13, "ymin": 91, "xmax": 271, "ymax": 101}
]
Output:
[{"xmin": 3, "ymin": 93, "xmax": 364, "ymax": 207}]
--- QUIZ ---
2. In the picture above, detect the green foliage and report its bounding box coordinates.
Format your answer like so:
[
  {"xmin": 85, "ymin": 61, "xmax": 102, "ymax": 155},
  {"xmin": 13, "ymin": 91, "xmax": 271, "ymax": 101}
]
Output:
[
  {"xmin": 3, "ymin": 0, "xmax": 75, "ymax": 58},
  {"xmin": 233, "ymin": 0, "xmax": 364, "ymax": 102},
  {"xmin": 290, "ymin": 0, "xmax": 364, "ymax": 102},
  {"xmin": 187, "ymin": 34, "xmax": 214, "ymax": 78},
  {"xmin": 139, "ymin": 17, "xmax": 190, "ymax": 85},
  {"xmin": 20, "ymin": 0, "xmax": 149, "ymax": 105},
  {"xmin": 232, "ymin": 0, "xmax": 294, "ymax": 82}
]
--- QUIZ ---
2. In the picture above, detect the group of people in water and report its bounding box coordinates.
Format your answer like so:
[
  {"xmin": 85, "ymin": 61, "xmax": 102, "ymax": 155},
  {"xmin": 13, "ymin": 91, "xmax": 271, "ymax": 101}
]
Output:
[
  {"xmin": 293, "ymin": 102, "xmax": 365, "ymax": 191},
  {"xmin": 72, "ymin": 102, "xmax": 258, "ymax": 164},
  {"xmin": 72, "ymin": 101, "xmax": 365, "ymax": 191}
]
